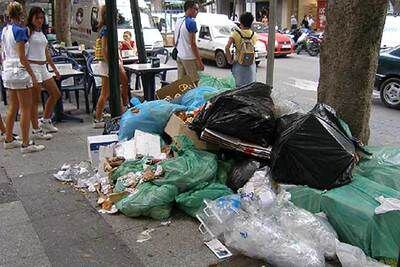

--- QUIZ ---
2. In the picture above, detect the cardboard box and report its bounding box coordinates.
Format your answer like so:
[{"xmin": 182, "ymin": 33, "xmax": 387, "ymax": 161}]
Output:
[
  {"xmin": 87, "ymin": 134, "xmax": 119, "ymax": 164},
  {"xmin": 156, "ymin": 76, "xmax": 197, "ymax": 100},
  {"xmin": 165, "ymin": 114, "xmax": 218, "ymax": 151}
]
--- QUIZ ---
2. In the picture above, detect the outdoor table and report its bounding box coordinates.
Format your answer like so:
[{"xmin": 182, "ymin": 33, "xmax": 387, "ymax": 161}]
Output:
[
  {"xmin": 121, "ymin": 56, "xmax": 139, "ymax": 65},
  {"xmin": 124, "ymin": 63, "xmax": 177, "ymax": 100},
  {"xmin": 52, "ymin": 66, "xmax": 85, "ymax": 123}
]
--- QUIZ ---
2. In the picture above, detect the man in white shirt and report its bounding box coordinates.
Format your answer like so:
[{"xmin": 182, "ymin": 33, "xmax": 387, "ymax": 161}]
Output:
[{"xmin": 174, "ymin": 1, "xmax": 204, "ymax": 82}]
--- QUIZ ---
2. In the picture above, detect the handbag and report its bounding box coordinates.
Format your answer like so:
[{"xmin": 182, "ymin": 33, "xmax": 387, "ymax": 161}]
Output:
[{"xmin": 172, "ymin": 17, "xmax": 185, "ymax": 61}]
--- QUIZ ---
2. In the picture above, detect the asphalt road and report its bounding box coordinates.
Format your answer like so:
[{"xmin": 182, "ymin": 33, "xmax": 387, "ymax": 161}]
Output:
[{"xmin": 198, "ymin": 54, "xmax": 400, "ymax": 147}]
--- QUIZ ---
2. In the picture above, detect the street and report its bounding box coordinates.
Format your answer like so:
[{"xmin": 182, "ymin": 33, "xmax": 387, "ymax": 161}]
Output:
[{"xmin": 199, "ymin": 54, "xmax": 400, "ymax": 147}]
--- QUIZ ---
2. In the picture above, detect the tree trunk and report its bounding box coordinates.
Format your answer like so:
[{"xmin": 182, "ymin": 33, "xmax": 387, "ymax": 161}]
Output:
[
  {"xmin": 318, "ymin": 0, "xmax": 388, "ymax": 144},
  {"xmin": 54, "ymin": 0, "xmax": 71, "ymax": 45}
]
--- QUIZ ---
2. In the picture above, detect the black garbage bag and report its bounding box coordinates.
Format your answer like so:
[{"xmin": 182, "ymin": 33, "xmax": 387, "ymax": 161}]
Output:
[
  {"xmin": 227, "ymin": 159, "xmax": 261, "ymax": 192},
  {"xmin": 191, "ymin": 82, "xmax": 276, "ymax": 147},
  {"xmin": 271, "ymin": 103, "xmax": 358, "ymax": 190}
]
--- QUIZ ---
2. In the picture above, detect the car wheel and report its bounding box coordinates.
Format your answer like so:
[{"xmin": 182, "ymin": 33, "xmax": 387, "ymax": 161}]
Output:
[
  {"xmin": 380, "ymin": 77, "xmax": 400, "ymax": 109},
  {"xmin": 215, "ymin": 51, "xmax": 227, "ymax": 68}
]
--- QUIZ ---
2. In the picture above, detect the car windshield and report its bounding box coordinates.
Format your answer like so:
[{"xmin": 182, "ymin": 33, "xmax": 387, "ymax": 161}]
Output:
[
  {"xmin": 389, "ymin": 46, "xmax": 400, "ymax": 57},
  {"xmin": 213, "ymin": 25, "xmax": 233, "ymax": 38},
  {"xmin": 252, "ymin": 23, "xmax": 268, "ymax": 33}
]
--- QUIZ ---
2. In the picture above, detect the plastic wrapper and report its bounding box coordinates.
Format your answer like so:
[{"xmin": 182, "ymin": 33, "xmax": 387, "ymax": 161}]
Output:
[
  {"xmin": 154, "ymin": 136, "xmax": 218, "ymax": 193},
  {"xmin": 198, "ymin": 72, "xmax": 235, "ymax": 91},
  {"xmin": 335, "ymin": 240, "xmax": 389, "ymax": 267},
  {"xmin": 118, "ymin": 100, "xmax": 186, "ymax": 140},
  {"xmin": 227, "ymin": 159, "xmax": 261, "ymax": 192},
  {"xmin": 111, "ymin": 158, "xmax": 152, "ymax": 183},
  {"xmin": 53, "ymin": 161, "xmax": 95, "ymax": 183},
  {"xmin": 191, "ymin": 82, "xmax": 276, "ymax": 147},
  {"xmin": 271, "ymin": 91, "xmax": 304, "ymax": 118},
  {"xmin": 271, "ymin": 103, "xmax": 357, "ymax": 190},
  {"xmin": 238, "ymin": 167, "xmax": 277, "ymax": 214},
  {"xmin": 175, "ymin": 182, "xmax": 233, "ymax": 217},
  {"xmin": 223, "ymin": 210, "xmax": 325, "ymax": 267},
  {"xmin": 115, "ymin": 182, "xmax": 178, "ymax": 220}
]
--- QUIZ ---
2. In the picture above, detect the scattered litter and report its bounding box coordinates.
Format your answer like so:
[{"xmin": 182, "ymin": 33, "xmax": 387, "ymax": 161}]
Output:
[
  {"xmin": 205, "ymin": 238, "xmax": 232, "ymax": 260},
  {"xmin": 335, "ymin": 240, "xmax": 389, "ymax": 267},
  {"xmin": 375, "ymin": 196, "xmax": 400, "ymax": 215},
  {"xmin": 136, "ymin": 228, "xmax": 156, "ymax": 243},
  {"xmin": 160, "ymin": 220, "xmax": 171, "ymax": 226},
  {"xmin": 98, "ymin": 205, "xmax": 118, "ymax": 214}
]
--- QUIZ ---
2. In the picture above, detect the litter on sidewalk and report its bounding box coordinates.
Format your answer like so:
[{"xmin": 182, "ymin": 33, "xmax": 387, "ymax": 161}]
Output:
[{"xmin": 51, "ymin": 74, "xmax": 399, "ymax": 266}]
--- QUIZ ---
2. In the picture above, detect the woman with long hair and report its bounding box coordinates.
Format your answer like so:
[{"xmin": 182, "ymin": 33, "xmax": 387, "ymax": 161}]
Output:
[
  {"xmin": 26, "ymin": 6, "xmax": 61, "ymax": 139},
  {"xmin": 1, "ymin": 2, "xmax": 45, "ymax": 153},
  {"xmin": 94, "ymin": 5, "xmax": 129, "ymax": 128}
]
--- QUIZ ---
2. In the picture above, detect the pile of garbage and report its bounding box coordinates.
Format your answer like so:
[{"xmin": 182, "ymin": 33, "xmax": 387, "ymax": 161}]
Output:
[{"xmin": 53, "ymin": 73, "xmax": 399, "ymax": 265}]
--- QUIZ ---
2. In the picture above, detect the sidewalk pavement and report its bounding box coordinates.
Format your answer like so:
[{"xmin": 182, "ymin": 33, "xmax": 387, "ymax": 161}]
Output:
[{"xmin": 0, "ymin": 110, "xmax": 265, "ymax": 267}]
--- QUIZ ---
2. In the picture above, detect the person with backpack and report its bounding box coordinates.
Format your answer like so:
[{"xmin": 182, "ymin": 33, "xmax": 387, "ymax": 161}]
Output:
[{"xmin": 225, "ymin": 12, "xmax": 257, "ymax": 87}]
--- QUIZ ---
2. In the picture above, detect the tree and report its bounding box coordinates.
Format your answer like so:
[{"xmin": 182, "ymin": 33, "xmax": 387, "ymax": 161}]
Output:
[{"xmin": 317, "ymin": 0, "xmax": 398, "ymax": 144}]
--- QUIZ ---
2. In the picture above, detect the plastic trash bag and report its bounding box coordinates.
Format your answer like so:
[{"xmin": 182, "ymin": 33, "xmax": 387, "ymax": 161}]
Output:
[
  {"xmin": 191, "ymin": 82, "xmax": 276, "ymax": 147},
  {"xmin": 111, "ymin": 158, "xmax": 152, "ymax": 183},
  {"xmin": 130, "ymin": 97, "xmax": 141, "ymax": 107},
  {"xmin": 374, "ymin": 196, "xmax": 400, "ymax": 214},
  {"xmin": 238, "ymin": 167, "xmax": 277, "ymax": 213},
  {"xmin": 271, "ymin": 91, "xmax": 304, "ymax": 118},
  {"xmin": 354, "ymin": 146, "xmax": 400, "ymax": 191},
  {"xmin": 118, "ymin": 100, "xmax": 186, "ymax": 140},
  {"xmin": 198, "ymin": 72, "xmax": 235, "ymax": 91},
  {"xmin": 227, "ymin": 159, "xmax": 261, "ymax": 192},
  {"xmin": 180, "ymin": 86, "xmax": 219, "ymax": 110},
  {"xmin": 271, "ymin": 103, "xmax": 358, "ymax": 190},
  {"xmin": 335, "ymin": 240, "xmax": 389, "ymax": 267},
  {"xmin": 103, "ymin": 116, "xmax": 121, "ymax": 135},
  {"xmin": 115, "ymin": 182, "xmax": 178, "ymax": 220},
  {"xmin": 223, "ymin": 210, "xmax": 325, "ymax": 267},
  {"xmin": 216, "ymin": 159, "xmax": 234, "ymax": 185},
  {"xmin": 154, "ymin": 136, "xmax": 218, "ymax": 192},
  {"xmin": 175, "ymin": 182, "xmax": 233, "ymax": 217}
]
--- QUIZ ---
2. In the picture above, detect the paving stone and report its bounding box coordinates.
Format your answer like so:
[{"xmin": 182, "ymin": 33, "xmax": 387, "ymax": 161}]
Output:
[
  {"xmin": 0, "ymin": 253, "xmax": 51, "ymax": 267},
  {"xmin": 0, "ymin": 182, "xmax": 18, "ymax": 204},
  {"xmin": 0, "ymin": 201, "xmax": 30, "ymax": 228},
  {"xmin": 0, "ymin": 222, "xmax": 46, "ymax": 265}
]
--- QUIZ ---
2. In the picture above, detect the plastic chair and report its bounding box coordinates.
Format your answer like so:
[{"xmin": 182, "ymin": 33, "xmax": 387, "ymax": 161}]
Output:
[
  {"xmin": 82, "ymin": 51, "xmax": 103, "ymax": 112},
  {"xmin": 50, "ymin": 56, "xmax": 90, "ymax": 114}
]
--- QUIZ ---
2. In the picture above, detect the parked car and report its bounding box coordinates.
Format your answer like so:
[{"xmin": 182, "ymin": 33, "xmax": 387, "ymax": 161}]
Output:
[
  {"xmin": 196, "ymin": 13, "xmax": 267, "ymax": 68},
  {"xmin": 375, "ymin": 46, "xmax": 400, "ymax": 109},
  {"xmin": 251, "ymin": 22, "xmax": 294, "ymax": 56}
]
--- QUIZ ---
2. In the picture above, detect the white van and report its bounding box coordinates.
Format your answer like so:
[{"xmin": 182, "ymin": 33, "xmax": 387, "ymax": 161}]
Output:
[
  {"xmin": 381, "ymin": 15, "xmax": 400, "ymax": 49},
  {"xmin": 70, "ymin": 0, "xmax": 164, "ymax": 52},
  {"xmin": 195, "ymin": 13, "xmax": 267, "ymax": 68}
]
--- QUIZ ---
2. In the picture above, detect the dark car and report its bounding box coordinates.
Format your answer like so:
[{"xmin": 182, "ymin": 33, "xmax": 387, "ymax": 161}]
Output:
[{"xmin": 375, "ymin": 46, "xmax": 400, "ymax": 109}]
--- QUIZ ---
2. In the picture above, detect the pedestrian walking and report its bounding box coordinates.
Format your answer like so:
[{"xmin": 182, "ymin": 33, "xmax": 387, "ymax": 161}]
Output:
[
  {"xmin": 94, "ymin": 5, "xmax": 129, "ymax": 128},
  {"xmin": 173, "ymin": 0, "xmax": 204, "ymax": 82},
  {"xmin": 26, "ymin": 7, "xmax": 61, "ymax": 140},
  {"xmin": 1, "ymin": 1, "xmax": 45, "ymax": 153},
  {"xmin": 301, "ymin": 15, "xmax": 309, "ymax": 29},
  {"xmin": 225, "ymin": 12, "xmax": 257, "ymax": 87},
  {"xmin": 290, "ymin": 15, "xmax": 298, "ymax": 30}
]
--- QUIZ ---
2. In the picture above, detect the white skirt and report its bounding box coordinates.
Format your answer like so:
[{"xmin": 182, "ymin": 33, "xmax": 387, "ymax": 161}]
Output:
[
  {"xmin": 31, "ymin": 64, "xmax": 53, "ymax": 83},
  {"xmin": 2, "ymin": 60, "xmax": 33, "ymax": 90}
]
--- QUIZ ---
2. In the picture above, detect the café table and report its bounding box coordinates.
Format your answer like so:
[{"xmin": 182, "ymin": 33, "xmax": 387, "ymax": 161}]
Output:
[{"xmin": 124, "ymin": 63, "xmax": 177, "ymax": 100}]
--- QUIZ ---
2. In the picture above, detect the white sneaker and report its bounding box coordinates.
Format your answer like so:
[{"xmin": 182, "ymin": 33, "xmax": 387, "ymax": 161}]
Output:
[
  {"xmin": 21, "ymin": 143, "xmax": 46, "ymax": 154},
  {"xmin": 39, "ymin": 118, "xmax": 58, "ymax": 133},
  {"xmin": 32, "ymin": 129, "xmax": 53, "ymax": 140},
  {"xmin": 4, "ymin": 138, "xmax": 22, "ymax": 149},
  {"xmin": 93, "ymin": 119, "xmax": 105, "ymax": 129},
  {"xmin": 0, "ymin": 133, "xmax": 20, "ymax": 142}
]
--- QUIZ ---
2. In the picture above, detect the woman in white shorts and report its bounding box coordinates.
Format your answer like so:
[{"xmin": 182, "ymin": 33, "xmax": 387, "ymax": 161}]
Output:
[
  {"xmin": 1, "ymin": 2, "xmax": 45, "ymax": 153},
  {"xmin": 26, "ymin": 7, "xmax": 61, "ymax": 140}
]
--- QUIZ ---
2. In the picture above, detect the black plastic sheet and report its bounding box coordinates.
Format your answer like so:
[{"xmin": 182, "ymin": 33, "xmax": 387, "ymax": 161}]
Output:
[
  {"xmin": 191, "ymin": 82, "xmax": 276, "ymax": 147},
  {"xmin": 271, "ymin": 103, "xmax": 357, "ymax": 190}
]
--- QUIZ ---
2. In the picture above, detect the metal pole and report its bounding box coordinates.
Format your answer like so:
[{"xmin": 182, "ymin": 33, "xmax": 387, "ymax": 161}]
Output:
[
  {"xmin": 105, "ymin": 0, "xmax": 121, "ymax": 118},
  {"xmin": 232, "ymin": 0, "xmax": 236, "ymax": 19},
  {"xmin": 130, "ymin": 0, "xmax": 147, "ymax": 63},
  {"xmin": 266, "ymin": 0, "xmax": 276, "ymax": 88}
]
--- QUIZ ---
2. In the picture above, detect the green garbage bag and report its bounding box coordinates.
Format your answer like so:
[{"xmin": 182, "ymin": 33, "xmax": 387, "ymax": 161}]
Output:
[
  {"xmin": 354, "ymin": 146, "xmax": 400, "ymax": 191},
  {"xmin": 288, "ymin": 175, "xmax": 400, "ymax": 260},
  {"xmin": 154, "ymin": 135, "xmax": 218, "ymax": 192},
  {"xmin": 115, "ymin": 182, "xmax": 178, "ymax": 220},
  {"xmin": 175, "ymin": 182, "xmax": 233, "ymax": 217},
  {"xmin": 111, "ymin": 158, "xmax": 153, "ymax": 183},
  {"xmin": 216, "ymin": 159, "xmax": 234, "ymax": 185},
  {"xmin": 198, "ymin": 73, "xmax": 235, "ymax": 100}
]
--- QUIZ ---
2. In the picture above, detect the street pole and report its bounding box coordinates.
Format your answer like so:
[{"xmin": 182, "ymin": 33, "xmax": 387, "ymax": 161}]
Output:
[
  {"xmin": 130, "ymin": 0, "xmax": 147, "ymax": 63},
  {"xmin": 232, "ymin": 0, "xmax": 236, "ymax": 19},
  {"xmin": 266, "ymin": 0, "xmax": 276, "ymax": 89},
  {"xmin": 105, "ymin": 0, "xmax": 121, "ymax": 118}
]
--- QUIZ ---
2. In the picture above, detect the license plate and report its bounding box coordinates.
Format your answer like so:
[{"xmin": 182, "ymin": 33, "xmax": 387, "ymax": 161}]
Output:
[{"xmin": 282, "ymin": 44, "xmax": 292, "ymax": 49}]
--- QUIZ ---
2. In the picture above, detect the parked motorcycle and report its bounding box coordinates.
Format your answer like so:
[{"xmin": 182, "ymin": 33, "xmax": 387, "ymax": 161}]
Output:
[{"xmin": 296, "ymin": 33, "xmax": 322, "ymax": 57}]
